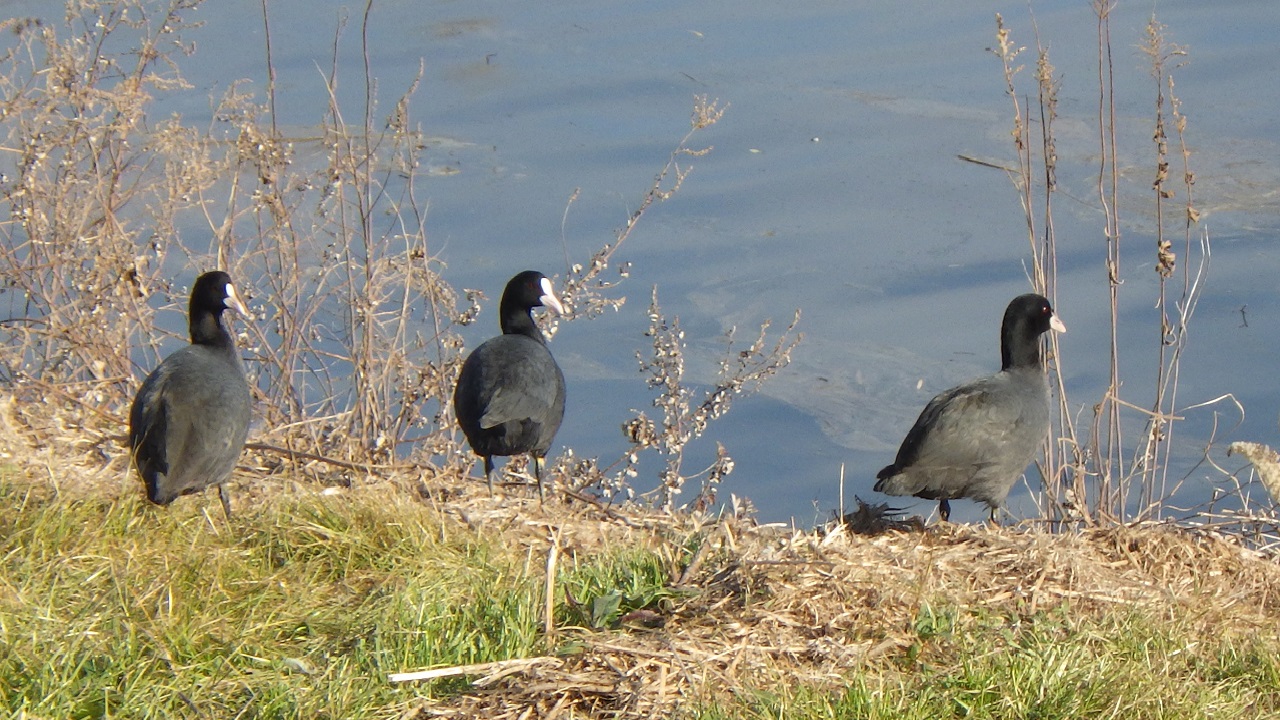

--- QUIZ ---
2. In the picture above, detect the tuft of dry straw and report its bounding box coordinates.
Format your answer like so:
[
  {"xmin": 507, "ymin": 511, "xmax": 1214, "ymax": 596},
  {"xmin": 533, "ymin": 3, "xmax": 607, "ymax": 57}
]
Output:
[
  {"xmin": 9, "ymin": 391, "xmax": 1280, "ymax": 719},
  {"xmin": 396, "ymin": 502, "xmax": 1280, "ymax": 719},
  {"xmin": 1228, "ymin": 441, "xmax": 1280, "ymax": 505}
]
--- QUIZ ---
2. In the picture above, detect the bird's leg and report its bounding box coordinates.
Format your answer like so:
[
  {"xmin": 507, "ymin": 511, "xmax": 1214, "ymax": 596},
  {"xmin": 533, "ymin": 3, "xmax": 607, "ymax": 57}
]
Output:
[
  {"xmin": 938, "ymin": 498, "xmax": 951, "ymax": 523},
  {"xmin": 533, "ymin": 455, "xmax": 545, "ymax": 505},
  {"xmin": 484, "ymin": 456, "xmax": 496, "ymax": 496},
  {"xmin": 217, "ymin": 484, "xmax": 233, "ymax": 522}
]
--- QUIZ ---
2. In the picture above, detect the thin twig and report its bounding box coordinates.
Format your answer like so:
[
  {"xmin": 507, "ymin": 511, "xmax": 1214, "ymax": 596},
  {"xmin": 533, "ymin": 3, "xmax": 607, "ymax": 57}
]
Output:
[{"xmin": 388, "ymin": 657, "xmax": 561, "ymax": 684}]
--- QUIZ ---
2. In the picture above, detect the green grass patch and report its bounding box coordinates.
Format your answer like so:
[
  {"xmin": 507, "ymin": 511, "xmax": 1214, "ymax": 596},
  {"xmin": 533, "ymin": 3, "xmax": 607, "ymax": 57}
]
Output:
[
  {"xmin": 558, "ymin": 544, "xmax": 676, "ymax": 629},
  {"xmin": 7, "ymin": 479, "xmax": 1280, "ymax": 719},
  {"xmin": 691, "ymin": 604, "xmax": 1280, "ymax": 720},
  {"xmin": 0, "ymin": 481, "xmax": 554, "ymax": 717}
]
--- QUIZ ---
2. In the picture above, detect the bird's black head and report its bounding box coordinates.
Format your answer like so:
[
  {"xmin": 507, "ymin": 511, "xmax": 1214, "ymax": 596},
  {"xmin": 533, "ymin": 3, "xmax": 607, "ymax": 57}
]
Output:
[
  {"xmin": 499, "ymin": 270, "xmax": 564, "ymax": 338},
  {"xmin": 189, "ymin": 271, "xmax": 249, "ymax": 345},
  {"xmin": 1001, "ymin": 293, "xmax": 1066, "ymax": 369}
]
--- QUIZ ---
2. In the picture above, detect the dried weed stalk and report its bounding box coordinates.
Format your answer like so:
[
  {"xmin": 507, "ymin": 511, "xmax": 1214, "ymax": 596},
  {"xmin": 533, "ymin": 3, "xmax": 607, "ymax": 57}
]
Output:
[
  {"xmin": 0, "ymin": 1, "xmax": 206, "ymax": 419},
  {"xmin": 618, "ymin": 287, "xmax": 800, "ymax": 512},
  {"xmin": 993, "ymin": 11, "xmax": 1219, "ymax": 525},
  {"xmin": 195, "ymin": 8, "xmax": 473, "ymax": 468},
  {"xmin": 545, "ymin": 94, "xmax": 800, "ymax": 509},
  {"xmin": 0, "ymin": 2, "xmax": 492, "ymax": 473},
  {"xmin": 552, "ymin": 96, "xmax": 727, "ymax": 333},
  {"xmin": 0, "ymin": 2, "xmax": 785, "ymax": 513}
]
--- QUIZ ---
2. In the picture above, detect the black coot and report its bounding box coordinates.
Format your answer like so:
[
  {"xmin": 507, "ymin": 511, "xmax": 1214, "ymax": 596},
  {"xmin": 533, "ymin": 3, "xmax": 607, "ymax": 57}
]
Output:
[
  {"xmin": 874, "ymin": 293, "xmax": 1066, "ymax": 522},
  {"xmin": 453, "ymin": 270, "xmax": 566, "ymax": 499},
  {"xmin": 129, "ymin": 271, "xmax": 252, "ymax": 519}
]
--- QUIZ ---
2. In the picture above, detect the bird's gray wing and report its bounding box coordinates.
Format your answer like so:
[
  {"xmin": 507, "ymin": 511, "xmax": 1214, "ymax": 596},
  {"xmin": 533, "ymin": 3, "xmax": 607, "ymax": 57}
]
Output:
[
  {"xmin": 478, "ymin": 358, "xmax": 563, "ymax": 429},
  {"xmin": 890, "ymin": 377, "xmax": 1019, "ymax": 472}
]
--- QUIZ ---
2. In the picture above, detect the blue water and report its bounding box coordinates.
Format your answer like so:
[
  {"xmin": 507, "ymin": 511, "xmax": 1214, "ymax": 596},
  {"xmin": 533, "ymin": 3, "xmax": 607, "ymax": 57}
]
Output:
[{"xmin": 13, "ymin": 0, "xmax": 1280, "ymax": 524}]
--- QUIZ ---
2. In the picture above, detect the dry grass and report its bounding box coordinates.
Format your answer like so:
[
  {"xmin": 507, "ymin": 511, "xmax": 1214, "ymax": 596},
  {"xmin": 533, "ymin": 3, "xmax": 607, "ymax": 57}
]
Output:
[
  {"xmin": 0, "ymin": 1, "xmax": 794, "ymax": 514},
  {"xmin": 410, "ymin": 521, "xmax": 1280, "ymax": 718},
  {"xmin": 2, "ymin": 4, "xmax": 1279, "ymax": 717},
  {"xmin": 5, "ymin": 398, "xmax": 1280, "ymax": 719},
  {"xmin": 993, "ymin": 9, "xmax": 1230, "ymax": 526}
]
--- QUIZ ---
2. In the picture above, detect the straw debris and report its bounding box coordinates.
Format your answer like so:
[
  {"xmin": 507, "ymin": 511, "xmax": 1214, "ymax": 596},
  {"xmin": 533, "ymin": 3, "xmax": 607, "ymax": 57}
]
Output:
[
  {"xmin": 393, "ymin": 491, "xmax": 1280, "ymax": 718},
  {"xmin": 6, "ymin": 397, "xmax": 1280, "ymax": 718}
]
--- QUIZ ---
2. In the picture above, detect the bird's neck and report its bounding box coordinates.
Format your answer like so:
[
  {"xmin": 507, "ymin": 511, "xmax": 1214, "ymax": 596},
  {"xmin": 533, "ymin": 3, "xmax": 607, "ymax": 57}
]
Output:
[
  {"xmin": 190, "ymin": 312, "xmax": 236, "ymax": 349},
  {"xmin": 501, "ymin": 310, "xmax": 545, "ymax": 343},
  {"xmin": 1001, "ymin": 336, "xmax": 1042, "ymax": 370}
]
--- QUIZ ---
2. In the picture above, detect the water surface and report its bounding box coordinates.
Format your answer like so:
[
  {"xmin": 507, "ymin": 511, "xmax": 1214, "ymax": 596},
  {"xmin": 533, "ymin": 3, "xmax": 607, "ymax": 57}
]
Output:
[{"xmin": 30, "ymin": 0, "xmax": 1280, "ymax": 524}]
